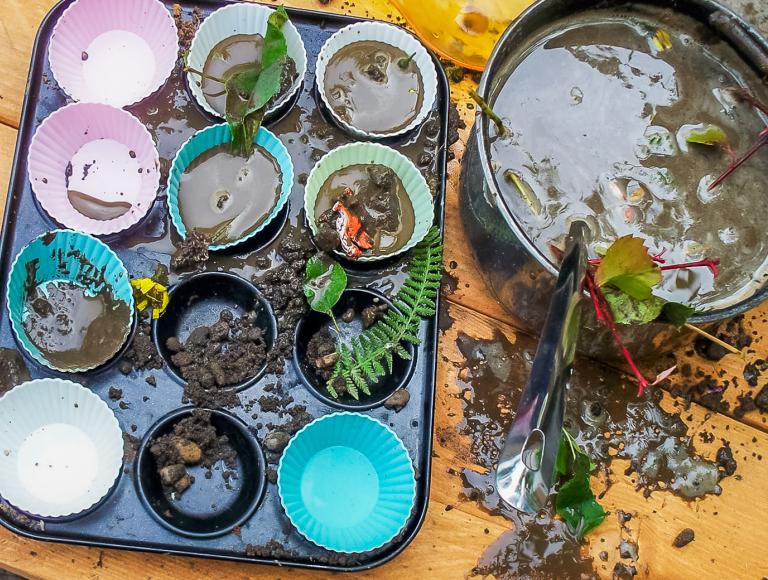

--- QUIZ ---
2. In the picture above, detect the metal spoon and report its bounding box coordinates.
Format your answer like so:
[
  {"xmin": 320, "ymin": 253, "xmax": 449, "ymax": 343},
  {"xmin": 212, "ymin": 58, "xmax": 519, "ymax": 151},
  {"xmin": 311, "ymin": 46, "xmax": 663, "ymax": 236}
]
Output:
[{"xmin": 495, "ymin": 219, "xmax": 589, "ymax": 513}]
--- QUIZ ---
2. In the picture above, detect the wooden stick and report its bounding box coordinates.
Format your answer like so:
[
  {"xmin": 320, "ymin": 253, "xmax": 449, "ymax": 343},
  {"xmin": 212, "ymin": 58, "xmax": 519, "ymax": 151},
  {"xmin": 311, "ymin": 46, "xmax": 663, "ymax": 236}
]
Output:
[{"xmin": 684, "ymin": 323, "xmax": 742, "ymax": 356}]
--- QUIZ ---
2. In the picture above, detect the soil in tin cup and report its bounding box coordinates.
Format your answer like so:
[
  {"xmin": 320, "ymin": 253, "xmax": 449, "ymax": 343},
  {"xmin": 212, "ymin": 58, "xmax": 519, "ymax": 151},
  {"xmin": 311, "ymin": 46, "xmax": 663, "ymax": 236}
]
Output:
[{"xmin": 323, "ymin": 40, "xmax": 424, "ymax": 134}]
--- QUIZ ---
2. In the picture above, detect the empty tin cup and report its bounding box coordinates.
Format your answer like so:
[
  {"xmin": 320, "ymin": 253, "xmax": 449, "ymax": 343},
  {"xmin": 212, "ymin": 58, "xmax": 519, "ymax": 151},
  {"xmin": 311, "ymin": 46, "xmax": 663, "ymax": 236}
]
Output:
[
  {"xmin": 28, "ymin": 102, "xmax": 160, "ymax": 236},
  {"xmin": 0, "ymin": 379, "xmax": 124, "ymax": 518},
  {"xmin": 278, "ymin": 412, "xmax": 416, "ymax": 553},
  {"xmin": 48, "ymin": 0, "xmax": 178, "ymax": 107},
  {"xmin": 7, "ymin": 229, "xmax": 135, "ymax": 373}
]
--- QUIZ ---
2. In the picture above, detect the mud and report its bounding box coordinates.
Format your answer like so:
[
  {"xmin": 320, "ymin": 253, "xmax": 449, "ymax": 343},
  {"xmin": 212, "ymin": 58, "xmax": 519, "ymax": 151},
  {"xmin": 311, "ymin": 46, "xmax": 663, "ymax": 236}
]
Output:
[
  {"xmin": 323, "ymin": 40, "xmax": 424, "ymax": 134},
  {"xmin": 168, "ymin": 309, "xmax": 268, "ymax": 408},
  {"xmin": 314, "ymin": 164, "xmax": 415, "ymax": 258},
  {"xmin": 178, "ymin": 143, "xmax": 282, "ymax": 244},
  {"xmin": 22, "ymin": 281, "xmax": 131, "ymax": 370},
  {"xmin": 170, "ymin": 230, "xmax": 212, "ymax": 271},
  {"xmin": 67, "ymin": 190, "xmax": 132, "ymax": 221},
  {"xmin": 149, "ymin": 409, "xmax": 238, "ymax": 498},
  {"xmin": 200, "ymin": 33, "xmax": 298, "ymax": 115},
  {"xmin": 0, "ymin": 348, "xmax": 30, "ymax": 396},
  {"xmin": 172, "ymin": 4, "xmax": 203, "ymax": 53},
  {"xmin": 119, "ymin": 311, "xmax": 164, "ymax": 374}
]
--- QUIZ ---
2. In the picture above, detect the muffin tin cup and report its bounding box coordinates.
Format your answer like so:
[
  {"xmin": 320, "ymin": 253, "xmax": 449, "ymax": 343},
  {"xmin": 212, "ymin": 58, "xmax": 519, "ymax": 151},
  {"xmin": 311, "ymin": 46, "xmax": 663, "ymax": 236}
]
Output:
[
  {"xmin": 48, "ymin": 0, "xmax": 178, "ymax": 107},
  {"xmin": 294, "ymin": 288, "xmax": 416, "ymax": 410},
  {"xmin": 315, "ymin": 21, "xmax": 438, "ymax": 139},
  {"xmin": 27, "ymin": 102, "xmax": 161, "ymax": 236},
  {"xmin": 0, "ymin": 379, "xmax": 124, "ymax": 519},
  {"xmin": 304, "ymin": 141, "xmax": 434, "ymax": 262},
  {"xmin": 277, "ymin": 412, "xmax": 416, "ymax": 553},
  {"xmin": 152, "ymin": 272, "xmax": 278, "ymax": 391},
  {"xmin": 6, "ymin": 229, "xmax": 135, "ymax": 373},
  {"xmin": 186, "ymin": 2, "xmax": 308, "ymax": 120},
  {"xmin": 135, "ymin": 407, "xmax": 268, "ymax": 538},
  {"xmin": 167, "ymin": 123, "xmax": 294, "ymax": 251}
]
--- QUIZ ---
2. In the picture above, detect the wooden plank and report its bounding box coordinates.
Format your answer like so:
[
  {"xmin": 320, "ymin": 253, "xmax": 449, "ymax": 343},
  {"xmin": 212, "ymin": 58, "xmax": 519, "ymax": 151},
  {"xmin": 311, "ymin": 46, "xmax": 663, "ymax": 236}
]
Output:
[
  {"xmin": 0, "ymin": 124, "xmax": 17, "ymax": 215},
  {"xmin": 433, "ymin": 302, "xmax": 768, "ymax": 580}
]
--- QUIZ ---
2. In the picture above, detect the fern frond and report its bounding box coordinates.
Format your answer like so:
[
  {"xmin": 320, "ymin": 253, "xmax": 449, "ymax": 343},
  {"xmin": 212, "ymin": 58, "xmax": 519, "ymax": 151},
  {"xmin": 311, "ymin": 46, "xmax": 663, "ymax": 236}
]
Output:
[{"xmin": 325, "ymin": 226, "xmax": 443, "ymax": 398}]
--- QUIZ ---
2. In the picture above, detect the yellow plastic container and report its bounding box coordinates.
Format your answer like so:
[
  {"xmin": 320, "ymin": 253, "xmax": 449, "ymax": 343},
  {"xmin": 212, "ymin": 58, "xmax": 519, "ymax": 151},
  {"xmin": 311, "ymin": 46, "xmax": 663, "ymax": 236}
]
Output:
[{"xmin": 390, "ymin": 0, "xmax": 535, "ymax": 71}]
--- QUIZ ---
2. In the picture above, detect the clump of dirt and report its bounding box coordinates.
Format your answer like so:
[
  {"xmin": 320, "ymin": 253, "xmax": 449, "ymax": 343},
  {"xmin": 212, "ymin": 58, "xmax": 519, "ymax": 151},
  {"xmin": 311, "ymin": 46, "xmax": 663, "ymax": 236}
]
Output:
[
  {"xmin": 172, "ymin": 4, "xmax": 203, "ymax": 53},
  {"xmin": 384, "ymin": 389, "xmax": 410, "ymax": 412},
  {"xmin": 446, "ymin": 100, "xmax": 466, "ymax": 162},
  {"xmin": 304, "ymin": 300, "xmax": 388, "ymax": 392},
  {"xmin": 119, "ymin": 311, "xmax": 164, "ymax": 374},
  {"xmin": 168, "ymin": 309, "xmax": 268, "ymax": 408},
  {"xmin": 253, "ymin": 232, "xmax": 314, "ymax": 374},
  {"xmin": 673, "ymin": 528, "xmax": 695, "ymax": 548},
  {"xmin": 0, "ymin": 348, "xmax": 30, "ymax": 396},
  {"xmin": 171, "ymin": 230, "xmax": 212, "ymax": 271},
  {"xmin": 150, "ymin": 410, "xmax": 237, "ymax": 497}
]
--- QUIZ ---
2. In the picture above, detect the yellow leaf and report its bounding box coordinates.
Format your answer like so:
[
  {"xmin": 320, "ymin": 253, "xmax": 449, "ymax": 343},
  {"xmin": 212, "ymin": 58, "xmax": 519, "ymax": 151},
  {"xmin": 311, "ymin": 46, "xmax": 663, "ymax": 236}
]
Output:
[
  {"xmin": 130, "ymin": 278, "xmax": 169, "ymax": 319},
  {"xmin": 595, "ymin": 236, "xmax": 661, "ymax": 300},
  {"xmin": 653, "ymin": 29, "xmax": 672, "ymax": 51}
]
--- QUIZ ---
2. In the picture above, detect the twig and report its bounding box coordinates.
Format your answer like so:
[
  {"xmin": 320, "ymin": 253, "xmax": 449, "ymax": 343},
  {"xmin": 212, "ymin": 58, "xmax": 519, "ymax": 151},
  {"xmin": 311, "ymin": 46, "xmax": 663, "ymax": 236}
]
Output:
[
  {"xmin": 469, "ymin": 89, "xmax": 506, "ymax": 136},
  {"xmin": 684, "ymin": 323, "xmax": 742, "ymax": 356}
]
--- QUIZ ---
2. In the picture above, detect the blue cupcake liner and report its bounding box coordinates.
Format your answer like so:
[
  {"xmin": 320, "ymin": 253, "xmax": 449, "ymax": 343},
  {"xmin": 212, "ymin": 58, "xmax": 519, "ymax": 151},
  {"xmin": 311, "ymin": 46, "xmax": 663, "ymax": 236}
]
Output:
[
  {"xmin": 6, "ymin": 229, "xmax": 134, "ymax": 373},
  {"xmin": 277, "ymin": 412, "xmax": 416, "ymax": 553},
  {"xmin": 167, "ymin": 124, "xmax": 294, "ymax": 251}
]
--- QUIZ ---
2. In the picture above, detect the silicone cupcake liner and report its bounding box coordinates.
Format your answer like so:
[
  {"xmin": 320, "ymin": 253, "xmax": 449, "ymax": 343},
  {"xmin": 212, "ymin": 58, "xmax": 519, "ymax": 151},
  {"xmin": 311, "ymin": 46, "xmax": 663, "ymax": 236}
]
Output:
[
  {"xmin": 27, "ymin": 102, "xmax": 160, "ymax": 236},
  {"xmin": 0, "ymin": 379, "xmax": 123, "ymax": 518},
  {"xmin": 277, "ymin": 412, "xmax": 416, "ymax": 553},
  {"xmin": 186, "ymin": 3, "xmax": 307, "ymax": 119},
  {"xmin": 315, "ymin": 21, "xmax": 438, "ymax": 139},
  {"xmin": 304, "ymin": 142, "xmax": 434, "ymax": 262},
  {"xmin": 48, "ymin": 0, "xmax": 178, "ymax": 107},
  {"xmin": 167, "ymin": 123, "xmax": 294, "ymax": 251},
  {"xmin": 7, "ymin": 229, "xmax": 134, "ymax": 373}
]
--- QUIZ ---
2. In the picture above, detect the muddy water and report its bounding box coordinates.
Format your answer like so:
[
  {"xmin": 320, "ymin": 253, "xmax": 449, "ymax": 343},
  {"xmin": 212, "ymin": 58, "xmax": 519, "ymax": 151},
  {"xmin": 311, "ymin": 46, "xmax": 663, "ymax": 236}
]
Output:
[
  {"xmin": 314, "ymin": 163, "xmax": 416, "ymax": 256},
  {"xmin": 452, "ymin": 330, "xmax": 733, "ymax": 578},
  {"xmin": 200, "ymin": 34, "xmax": 298, "ymax": 116},
  {"xmin": 67, "ymin": 190, "xmax": 132, "ymax": 221},
  {"xmin": 178, "ymin": 143, "xmax": 281, "ymax": 243},
  {"xmin": 323, "ymin": 40, "xmax": 424, "ymax": 134},
  {"xmin": 22, "ymin": 281, "xmax": 131, "ymax": 370},
  {"xmin": 489, "ymin": 8, "xmax": 768, "ymax": 310}
]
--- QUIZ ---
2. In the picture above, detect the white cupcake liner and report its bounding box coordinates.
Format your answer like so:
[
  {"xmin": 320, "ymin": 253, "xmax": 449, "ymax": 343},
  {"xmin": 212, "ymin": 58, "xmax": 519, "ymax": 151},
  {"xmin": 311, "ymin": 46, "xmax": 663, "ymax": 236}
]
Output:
[
  {"xmin": 315, "ymin": 21, "xmax": 438, "ymax": 139},
  {"xmin": 304, "ymin": 142, "xmax": 434, "ymax": 262},
  {"xmin": 187, "ymin": 3, "xmax": 307, "ymax": 119},
  {"xmin": 27, "ymin": 102, "xmax": 160, "ymax": 236},
  {"xmin": 0, "ymin": 379, "xmax": 123, "ymax": 518},
  {"xmin": 48, "ymin": 0, "xmax": 178, "ymax": 107}
]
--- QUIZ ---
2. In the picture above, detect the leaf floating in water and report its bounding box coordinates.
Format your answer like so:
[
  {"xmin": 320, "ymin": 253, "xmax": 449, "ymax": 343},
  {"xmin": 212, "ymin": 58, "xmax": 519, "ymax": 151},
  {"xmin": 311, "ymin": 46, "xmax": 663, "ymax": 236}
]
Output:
[
  {"xmin": 131, "ymin": 278, "xmax": 169, "ymax": 319},
  {"xmin": 685, "ymin": 124, "xmax": 728, "ymax": 146},
  {"xmin": 653, "ymin": 29, "xmax": 673, "ymax": 51},
  {"xmin": 503, "ymin": 170, "xmax": 541, "ymax": 215},
  {"xmin": 469, "ymin": 89, "xmax": 506, "ymax": 136}
]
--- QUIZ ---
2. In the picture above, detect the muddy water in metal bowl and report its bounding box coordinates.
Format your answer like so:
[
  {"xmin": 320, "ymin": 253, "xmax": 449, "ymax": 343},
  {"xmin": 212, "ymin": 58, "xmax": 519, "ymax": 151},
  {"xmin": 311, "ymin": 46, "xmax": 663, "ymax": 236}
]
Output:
[{"xmin": 460, "ymin": 0, "xmax": 768, "ymax": 357}]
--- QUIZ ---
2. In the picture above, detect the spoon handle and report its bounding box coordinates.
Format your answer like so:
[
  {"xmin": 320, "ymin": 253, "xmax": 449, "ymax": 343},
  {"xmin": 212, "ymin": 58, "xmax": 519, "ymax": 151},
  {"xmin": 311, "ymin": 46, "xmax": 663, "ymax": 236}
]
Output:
[{"xmin": 495, "ymin": 219, "xmax": 589, "ymax": 513}]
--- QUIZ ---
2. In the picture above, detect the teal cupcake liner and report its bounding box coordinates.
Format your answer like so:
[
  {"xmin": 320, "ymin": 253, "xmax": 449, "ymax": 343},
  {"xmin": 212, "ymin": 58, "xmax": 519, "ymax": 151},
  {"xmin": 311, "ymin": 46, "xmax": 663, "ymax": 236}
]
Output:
[
  {"xmin": 304, "ymin": 142, "xmax": 434, "ymax": 262},
  {"xmin": 6, "ymin": 229, "xmax": 134, "ymax": 373},
  {"xmin": 277, "ymin": 412, "xmax": 416, "ymax": 553},
  {"xmin": 167, "ymin": 124, "xmax": 294, "ymax": 251}
]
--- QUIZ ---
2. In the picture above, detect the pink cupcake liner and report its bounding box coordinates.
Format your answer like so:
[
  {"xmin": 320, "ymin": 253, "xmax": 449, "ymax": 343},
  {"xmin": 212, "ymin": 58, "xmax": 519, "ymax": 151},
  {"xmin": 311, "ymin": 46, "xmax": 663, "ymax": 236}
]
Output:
[
  {"xmin": 28, "ymin": 102, "xmax": 160, "ymax": 236},
  {"xmin": 48, "ymin": 0, "xmax": 178, "ymax": 107}
]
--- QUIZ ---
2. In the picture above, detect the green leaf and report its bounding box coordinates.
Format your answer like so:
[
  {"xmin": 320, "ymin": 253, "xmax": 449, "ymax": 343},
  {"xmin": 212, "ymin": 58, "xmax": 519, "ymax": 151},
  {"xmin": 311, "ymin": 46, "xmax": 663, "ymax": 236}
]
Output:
[
  {"xmin": 303, "ymin": 255, "xmax": 347, "ymax": 314},
  {"xmin": 660, "ymin": 301, "xmax": 697, "ymax": 326},
  {"xmin": 556, "ymin": 471, "xmax": 607, "ymax": 537},
  {"xmin": 595, "ymin": 235, "xmax": 661, "ymax": 300},
  {"xmin": 225, "ymin": 6, "xmax": 289, "ymax": 156},
  {"xmin": 685, "ymin": 124, "xmax": 727, "ymax": 146},
  {"xmin": 603, "ymin": 288, "xmax": 666, "ymax": 325}
]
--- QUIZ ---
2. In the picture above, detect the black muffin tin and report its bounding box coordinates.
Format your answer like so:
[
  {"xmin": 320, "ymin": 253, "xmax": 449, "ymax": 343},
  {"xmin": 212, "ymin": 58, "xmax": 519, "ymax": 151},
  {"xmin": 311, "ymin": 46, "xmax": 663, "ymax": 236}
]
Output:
[{"xmin": 0, "ymin": 0, "xmax": 448, "ymax": 571}]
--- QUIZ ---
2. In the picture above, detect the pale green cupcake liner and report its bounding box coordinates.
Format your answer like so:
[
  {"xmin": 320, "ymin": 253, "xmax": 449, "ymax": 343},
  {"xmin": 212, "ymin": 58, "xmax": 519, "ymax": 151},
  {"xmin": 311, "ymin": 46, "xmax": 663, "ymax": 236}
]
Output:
[{"xmin": 304, "ymin": 142, "xmax": 434, "ymax": 262}]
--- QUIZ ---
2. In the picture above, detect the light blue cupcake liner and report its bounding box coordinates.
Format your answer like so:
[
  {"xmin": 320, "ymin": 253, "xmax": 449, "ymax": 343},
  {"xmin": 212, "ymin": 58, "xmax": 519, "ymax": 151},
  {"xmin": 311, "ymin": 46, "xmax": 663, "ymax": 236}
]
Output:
[
  {"xmin": 167, "ymin": 124, "xmax": 294, "ymax": 251},
  {"xmin": 277, "ymin": 412, "xmax": 416, "ymax": 553},
  {"xmin": 6, "ymin": 229, "xmax": 134, "ymax": 373}
]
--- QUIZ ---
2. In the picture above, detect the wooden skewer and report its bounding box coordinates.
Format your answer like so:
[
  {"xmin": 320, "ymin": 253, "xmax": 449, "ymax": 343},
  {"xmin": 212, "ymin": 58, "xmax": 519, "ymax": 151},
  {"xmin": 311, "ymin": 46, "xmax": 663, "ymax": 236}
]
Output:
[{"xmin": 684, "ymin": 323, "xmax": 742, "ymax": 356}]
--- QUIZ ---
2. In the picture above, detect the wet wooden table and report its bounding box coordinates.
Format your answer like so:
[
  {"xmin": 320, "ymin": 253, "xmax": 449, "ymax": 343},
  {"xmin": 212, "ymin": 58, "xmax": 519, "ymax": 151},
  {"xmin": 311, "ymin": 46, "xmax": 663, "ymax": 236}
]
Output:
[{"xmin": 1, "ymin": 0, "xmax": 767, "ymax": 578}]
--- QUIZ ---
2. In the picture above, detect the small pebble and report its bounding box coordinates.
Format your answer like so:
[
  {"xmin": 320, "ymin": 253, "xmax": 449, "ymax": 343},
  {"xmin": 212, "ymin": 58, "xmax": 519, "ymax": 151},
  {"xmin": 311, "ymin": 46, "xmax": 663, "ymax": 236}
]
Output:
[
  {"xmin": 264, "ymin": 431, "xmax": 291, "ymax": 454},
  {"xmin": 673, "ymin": 528, "xmax": 695, "ymax": 548},
  {"xmin": 384, "ymin": 389, "xmax": 410, "ymax": 412}
]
